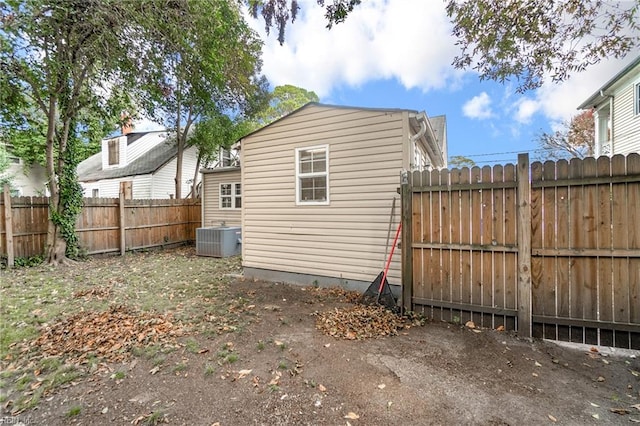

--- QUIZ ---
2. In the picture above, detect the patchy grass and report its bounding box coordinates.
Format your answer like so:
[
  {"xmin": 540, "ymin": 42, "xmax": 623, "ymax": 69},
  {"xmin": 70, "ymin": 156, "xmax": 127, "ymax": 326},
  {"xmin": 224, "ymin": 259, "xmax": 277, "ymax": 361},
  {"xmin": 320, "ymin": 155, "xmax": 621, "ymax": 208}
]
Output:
[
  {"xmin": 66, "ymin": 405, "xmax": 82, "ymax": 417},
  {"xmin": 0, "ymin": 248, "xmax": 243, "ymax": 414}
]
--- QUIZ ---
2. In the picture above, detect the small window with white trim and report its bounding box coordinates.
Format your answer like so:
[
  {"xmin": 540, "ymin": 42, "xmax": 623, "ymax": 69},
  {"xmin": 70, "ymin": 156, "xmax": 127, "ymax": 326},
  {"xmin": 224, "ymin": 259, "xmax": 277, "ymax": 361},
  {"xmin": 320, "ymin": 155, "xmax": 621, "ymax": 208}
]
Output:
[
  {"xmin": 295, "ymin": 145, "xmax": 329, "ymax": 205},
  {"xmin": 220, "ymin": 183, "xmax": 241, "ymax": 209}
]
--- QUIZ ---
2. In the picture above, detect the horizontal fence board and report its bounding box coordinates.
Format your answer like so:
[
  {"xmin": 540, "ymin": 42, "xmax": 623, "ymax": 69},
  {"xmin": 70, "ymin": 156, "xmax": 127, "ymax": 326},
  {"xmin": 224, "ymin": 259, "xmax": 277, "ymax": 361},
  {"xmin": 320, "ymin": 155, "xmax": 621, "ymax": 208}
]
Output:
[
  {"xmin": 1, "ymin": 195, "xmax": 201, "ymax": 260},
  {"xmin": 405, "ymin": 154, "xmax": 640, "ymax": 350}
]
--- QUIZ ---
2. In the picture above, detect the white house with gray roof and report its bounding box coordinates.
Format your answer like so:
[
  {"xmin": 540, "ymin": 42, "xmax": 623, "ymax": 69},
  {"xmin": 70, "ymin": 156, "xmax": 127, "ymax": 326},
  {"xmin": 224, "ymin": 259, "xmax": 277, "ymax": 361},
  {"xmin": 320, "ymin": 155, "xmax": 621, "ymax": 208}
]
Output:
[{"xmin": 77, "ymin": 130, "xmax": 200, "ymax": 199}]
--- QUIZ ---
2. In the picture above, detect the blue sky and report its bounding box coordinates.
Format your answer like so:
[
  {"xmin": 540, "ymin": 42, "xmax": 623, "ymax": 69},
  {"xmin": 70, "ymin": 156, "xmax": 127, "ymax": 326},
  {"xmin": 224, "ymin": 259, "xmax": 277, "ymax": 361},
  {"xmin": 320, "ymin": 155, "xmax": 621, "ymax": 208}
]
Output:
[{"xmin": 242, "ymin": 0, "xmax": 637, "ymax": 166}]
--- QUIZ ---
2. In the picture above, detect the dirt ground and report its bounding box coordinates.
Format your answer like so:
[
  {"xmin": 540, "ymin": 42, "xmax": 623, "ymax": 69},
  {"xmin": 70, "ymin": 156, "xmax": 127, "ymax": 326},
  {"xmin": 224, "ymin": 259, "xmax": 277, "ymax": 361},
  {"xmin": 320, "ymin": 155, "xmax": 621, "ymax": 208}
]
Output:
[{"xmin": 2, "ymin": 248, "xmax": 640, "ymax": 425}]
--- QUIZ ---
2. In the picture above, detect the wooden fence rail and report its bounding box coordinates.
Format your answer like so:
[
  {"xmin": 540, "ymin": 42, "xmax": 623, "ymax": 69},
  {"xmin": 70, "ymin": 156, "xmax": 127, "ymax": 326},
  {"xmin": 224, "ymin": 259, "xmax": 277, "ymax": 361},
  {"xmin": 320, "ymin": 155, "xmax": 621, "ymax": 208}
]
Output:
[
  {"xmin": 402, "ymin": 153, "xmax": 640, "ymax": 350},
  {"xmin": 0, "ymin": 193, "xmax": 201, "ymax": 264}
]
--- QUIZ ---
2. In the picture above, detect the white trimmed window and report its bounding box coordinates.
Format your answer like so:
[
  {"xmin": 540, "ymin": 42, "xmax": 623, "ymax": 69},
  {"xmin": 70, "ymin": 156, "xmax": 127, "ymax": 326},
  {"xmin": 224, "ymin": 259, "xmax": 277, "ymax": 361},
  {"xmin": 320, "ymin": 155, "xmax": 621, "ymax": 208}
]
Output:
[
  {"xmin": 295, "ymin": 145, "xmax": 329, "ymax": 205},
  {"xmin": 108, "ymin": 139, "xmax": 119, "ymax": 165},
  {"xmin": 220, "ymin": 183, "xmax": 241, "ymax": 209}
]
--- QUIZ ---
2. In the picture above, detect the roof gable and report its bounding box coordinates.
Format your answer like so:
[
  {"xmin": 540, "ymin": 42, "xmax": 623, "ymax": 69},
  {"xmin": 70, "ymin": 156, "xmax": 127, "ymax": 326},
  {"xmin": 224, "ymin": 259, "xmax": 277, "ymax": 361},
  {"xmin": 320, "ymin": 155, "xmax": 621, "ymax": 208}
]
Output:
[
  {"xmin": 578, "ymin": 56, "xmax": 640, "ymax": 109},
  {"xmin": 78, "ymin": 136, "xmax": 179, "ymax": 182}
]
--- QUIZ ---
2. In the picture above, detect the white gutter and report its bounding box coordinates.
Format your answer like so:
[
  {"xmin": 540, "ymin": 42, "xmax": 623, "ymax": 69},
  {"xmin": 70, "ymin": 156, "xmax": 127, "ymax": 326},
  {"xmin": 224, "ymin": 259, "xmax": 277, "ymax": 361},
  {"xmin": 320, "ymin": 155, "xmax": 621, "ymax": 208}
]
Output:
[{"xmin": 411, "ymin": 112, "xmax": 445, "ymax": 169}]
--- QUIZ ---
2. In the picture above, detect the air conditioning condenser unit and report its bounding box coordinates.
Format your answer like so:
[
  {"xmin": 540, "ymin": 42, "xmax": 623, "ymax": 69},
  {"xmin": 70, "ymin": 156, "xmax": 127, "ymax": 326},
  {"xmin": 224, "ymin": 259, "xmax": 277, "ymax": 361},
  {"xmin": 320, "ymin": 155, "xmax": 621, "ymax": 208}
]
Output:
[{"xmin": 196, "ymin": 227, "xmax": 241, "ymax": 257}]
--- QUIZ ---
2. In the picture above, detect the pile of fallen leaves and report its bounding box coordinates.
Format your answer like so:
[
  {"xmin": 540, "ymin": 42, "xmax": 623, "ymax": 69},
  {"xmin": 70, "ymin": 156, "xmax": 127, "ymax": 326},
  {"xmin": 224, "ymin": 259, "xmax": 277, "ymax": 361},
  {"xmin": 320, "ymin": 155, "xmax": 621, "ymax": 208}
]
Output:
[
  {"xmin": 315, "ymin": 305, "xmax": 411, "ymax": 340},
  {"xmin": 305, "ymin": 286, "xmax": 363, "ymax": 303},
  {"xmin": 32, "ymin": 306, "xmax": 184, "ymax": 363}
]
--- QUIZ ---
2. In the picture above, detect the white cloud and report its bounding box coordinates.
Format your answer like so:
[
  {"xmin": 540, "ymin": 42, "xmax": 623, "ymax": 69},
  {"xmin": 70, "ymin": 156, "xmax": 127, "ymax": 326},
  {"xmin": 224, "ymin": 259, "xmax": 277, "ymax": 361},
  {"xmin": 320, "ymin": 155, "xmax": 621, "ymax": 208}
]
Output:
[
  {"xmin": 513, "ymin": 98, "xmax": 540, "ymax": 124},
  {"xmin": 462, "ymin": 92, "xmax": 494, "ymax": 119},
  {"xmin": 247, "ymin": 1, "xmax": 637, "ymax": 138},
  {"xmin": 249, "ymin": 0, "xmax": 462, "ymax": 97},
  {"xmin": 535, "ymin": 56, "xmax": 636, "ymax": 122}
]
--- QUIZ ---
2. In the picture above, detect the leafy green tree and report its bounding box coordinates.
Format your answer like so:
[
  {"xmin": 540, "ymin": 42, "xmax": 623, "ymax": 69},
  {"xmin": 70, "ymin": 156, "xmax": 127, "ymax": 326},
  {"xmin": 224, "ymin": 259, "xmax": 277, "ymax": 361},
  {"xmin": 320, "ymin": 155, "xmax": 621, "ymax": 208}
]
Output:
[
  {"xmin": 251, "ymin": 84, "xmax": 319, "ymax": 128},
  {"xmin": 449, "ymin": 155, "xmax": 476, "ymax": 168},
  {"xmin": 1, "ymin": 0, "xmax": 153, "ymax": 264},
  {"xmin": 446, "ymin": 1, "xmax": 640, "ymax": 92},
  {"xmin": 0, "ymin": 143, "xmax": 16, "ymax": 192},
  {"xmin": 188, "ymin": 114, "xmax": 254, "ymax": 198},
  {"xmin": 536, "ymin": 110, "xmax": 595, "ymax": 160},
  {"xmin": 248, "ymin": 1, "xmax": 639, "ymax": 91},
  {"xmin": 138, "ymin": 0, "xmax": 268, "ymax": 199}
]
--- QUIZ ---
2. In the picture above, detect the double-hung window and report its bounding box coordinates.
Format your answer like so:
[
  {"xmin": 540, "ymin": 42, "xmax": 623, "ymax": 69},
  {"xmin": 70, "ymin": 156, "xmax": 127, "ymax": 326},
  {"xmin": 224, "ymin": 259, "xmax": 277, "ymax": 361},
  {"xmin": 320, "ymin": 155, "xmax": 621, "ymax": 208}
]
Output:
[
  {"xmin": 220, "ymin": 183, "xmax": 241, "ymax": 209},
  {"xmin": 296, "ymin": 145, "xmax": 329, "ymax": 205}
]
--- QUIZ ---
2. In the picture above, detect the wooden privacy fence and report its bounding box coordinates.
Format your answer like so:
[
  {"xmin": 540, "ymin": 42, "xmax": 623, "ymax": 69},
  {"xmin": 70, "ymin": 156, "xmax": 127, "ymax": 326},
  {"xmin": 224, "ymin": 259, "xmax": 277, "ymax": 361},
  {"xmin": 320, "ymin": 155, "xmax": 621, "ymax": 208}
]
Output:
[
  {"xmin": 401, "ymin": 153, "xmax": 640, "ymax": 350},
  {"xmin": 1, "ymin": 193, "xmax": 201, "ymax": 263}
]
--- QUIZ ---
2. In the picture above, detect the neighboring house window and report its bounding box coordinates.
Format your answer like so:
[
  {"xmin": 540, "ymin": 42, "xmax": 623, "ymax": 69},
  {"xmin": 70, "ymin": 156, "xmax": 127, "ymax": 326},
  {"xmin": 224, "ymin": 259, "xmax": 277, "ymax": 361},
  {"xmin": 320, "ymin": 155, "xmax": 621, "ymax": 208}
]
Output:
[
  {"xmin": 635, "ymin": 82, "xmax": 640, "ymax": 115},
  {"xmin": 92, "ymin": 188, "xmax": 99, "ymax": 198},
  {"xmin": 295, "ymin": 145, "xmax": 329, "ymax": 204},
  {"xmin": 413, "ymin": 142, "xmax": 429, "ymax": 171},
  {"xmin": 220, "ymin": 183, "xmax": 241, "ymax": 209},
  {"xmin": 108, "ymin": 139, "xmax": 119, "ymax": 166}
]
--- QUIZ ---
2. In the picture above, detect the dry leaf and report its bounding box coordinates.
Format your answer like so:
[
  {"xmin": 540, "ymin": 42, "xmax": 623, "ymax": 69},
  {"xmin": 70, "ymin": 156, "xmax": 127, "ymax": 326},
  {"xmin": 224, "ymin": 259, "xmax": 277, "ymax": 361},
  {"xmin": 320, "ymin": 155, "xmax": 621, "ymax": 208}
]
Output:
[
  {"xmin": 465, "ymin": 321, "xmax": 476, "ymax": 329},
  {"xmin": 610, "ymin": 407, "xmax": 630, "ymax": 415},
  {"xmin": 592, "ymin": 414, "xmax": 600, "ymax": 419},
  {"xmin": 535, "ymin": 361, "xmax": 542, "ymax": 367},
  {"xmin": 496, "ymin": 325, "xmax": 505, "ymax": 332},
  {"xmin": 548, "ymin": 414, "xmax": 557, "ymax": 422},
  {"xmin": 630, "ymin": 370, "xmax": 640, "ymax": 377},
  {"xmin": 590, "ymin": 402, "xmax": 600, "ymax": 407},
  {"xmin": 344, "ymin": 412, "xmax": 360, "ymax": 420},
  {"xmin": 590, "ymin": 347, "xmax": 599, "ymax": 353},
  {"xmin": 631, "ymin": 404, "xmax": 640, "ymax": 411},
  {"xmin": 237, "ymin": 369, "xmax": 252, "ymax": 379},
  {"xmin": 596, "ymin": 376, "xmax": 605, "ymax": 382},
  {"xmin": 318, "ymin": 384, "xmax": 327, "ymax": 392},
  {"xmin": 378, "ymin": 384, "xmax": 386, "ymax": 389}
]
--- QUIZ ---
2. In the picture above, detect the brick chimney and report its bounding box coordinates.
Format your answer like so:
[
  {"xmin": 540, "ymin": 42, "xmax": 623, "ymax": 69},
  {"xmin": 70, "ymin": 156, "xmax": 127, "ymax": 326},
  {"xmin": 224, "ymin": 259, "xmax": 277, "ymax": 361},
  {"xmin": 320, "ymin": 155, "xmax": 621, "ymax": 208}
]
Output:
[{"xmin": 121, "ymin": 112, "xmax": 133, "ymax": 135}]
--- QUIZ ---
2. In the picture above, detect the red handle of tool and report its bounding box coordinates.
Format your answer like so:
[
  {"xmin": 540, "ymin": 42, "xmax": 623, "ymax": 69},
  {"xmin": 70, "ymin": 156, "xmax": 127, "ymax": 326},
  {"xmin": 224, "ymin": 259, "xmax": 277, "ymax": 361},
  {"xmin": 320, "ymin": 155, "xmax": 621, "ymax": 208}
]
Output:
[{"xmin": 379, "ymin": 222, "xmax": 402, "ymax": 293}]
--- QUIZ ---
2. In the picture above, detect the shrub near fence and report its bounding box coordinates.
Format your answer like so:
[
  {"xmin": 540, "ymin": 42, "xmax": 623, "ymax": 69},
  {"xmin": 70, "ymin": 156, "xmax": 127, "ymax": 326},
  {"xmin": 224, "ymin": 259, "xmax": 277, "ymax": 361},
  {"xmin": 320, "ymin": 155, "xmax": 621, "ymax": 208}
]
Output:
[{"xmin": 0, "ymin": 193, "xmax": 201, "ymax": 262}]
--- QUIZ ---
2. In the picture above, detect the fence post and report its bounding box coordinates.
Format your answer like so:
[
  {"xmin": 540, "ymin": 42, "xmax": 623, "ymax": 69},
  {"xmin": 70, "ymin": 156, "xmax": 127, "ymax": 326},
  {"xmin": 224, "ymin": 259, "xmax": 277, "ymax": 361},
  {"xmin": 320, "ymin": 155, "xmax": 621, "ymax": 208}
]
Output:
[
  {"xmin": 516, "ymin": 154, "xmax": 532, "ymax": 338},
  {"xmin": 401, "ymin": 171, "xmax": 413, "ymax": 313},
  {"xmin": 3, "ymin": 185, "xmax": 14, "ymax": 267},
  {"xmin": 119, "ymin": 192, "xmax": 126, "ymax": 255}
]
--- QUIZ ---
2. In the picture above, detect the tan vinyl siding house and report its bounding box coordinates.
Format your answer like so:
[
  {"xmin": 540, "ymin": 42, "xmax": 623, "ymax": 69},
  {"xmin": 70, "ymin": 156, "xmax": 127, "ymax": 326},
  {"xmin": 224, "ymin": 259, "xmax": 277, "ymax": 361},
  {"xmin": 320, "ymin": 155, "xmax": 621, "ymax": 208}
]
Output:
[
  {"xmin": 578, "ymin": 56, "xmax": 640, "ymax": 156},
  {"xmin": 236, "ymin": 103, "xmax": 447, "ymax": 291},
  {"xmin": 201, "ymin": 167, "xmax": 242, "ymax": 227}
]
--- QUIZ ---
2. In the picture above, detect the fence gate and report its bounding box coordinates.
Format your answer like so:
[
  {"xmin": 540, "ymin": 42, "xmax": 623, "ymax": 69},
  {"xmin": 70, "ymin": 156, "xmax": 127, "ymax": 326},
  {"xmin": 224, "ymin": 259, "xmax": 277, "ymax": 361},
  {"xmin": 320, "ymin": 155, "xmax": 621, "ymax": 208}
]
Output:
[{"xmin": 401, "ymin": 153, "xmax": 640, "ymax": 350}]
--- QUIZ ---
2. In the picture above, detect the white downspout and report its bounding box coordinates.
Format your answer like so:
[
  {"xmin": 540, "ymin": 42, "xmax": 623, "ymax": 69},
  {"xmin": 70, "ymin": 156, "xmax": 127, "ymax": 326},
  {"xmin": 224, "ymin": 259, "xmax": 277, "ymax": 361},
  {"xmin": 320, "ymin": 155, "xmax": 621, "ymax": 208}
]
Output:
[
  {"xmin": 608, "ymin": 95, "xmax": 614, "ymax": 155},
  {"xmin": 409, "ymin": 113, "xmax": 427, "ymax": 170}
]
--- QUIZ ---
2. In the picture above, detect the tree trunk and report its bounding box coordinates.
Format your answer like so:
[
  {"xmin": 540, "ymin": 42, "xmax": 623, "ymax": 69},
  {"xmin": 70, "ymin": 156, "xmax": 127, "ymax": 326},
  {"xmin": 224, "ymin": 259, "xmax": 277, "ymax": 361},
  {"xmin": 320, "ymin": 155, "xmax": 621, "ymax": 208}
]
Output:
[
  {"xmin": 46, "ymin": 219, "xmax": 67, "ymax": 263},
  {"xmin": 44, "ymin": 96, "xmax": 66, "ymax": 264},
  {"xmin": 175, "ymin": 134, "xmax": 183, "ymax": 199},
  {"xmin": 190, "ymin": 155, "xmax": 202, "ymax": 198}
]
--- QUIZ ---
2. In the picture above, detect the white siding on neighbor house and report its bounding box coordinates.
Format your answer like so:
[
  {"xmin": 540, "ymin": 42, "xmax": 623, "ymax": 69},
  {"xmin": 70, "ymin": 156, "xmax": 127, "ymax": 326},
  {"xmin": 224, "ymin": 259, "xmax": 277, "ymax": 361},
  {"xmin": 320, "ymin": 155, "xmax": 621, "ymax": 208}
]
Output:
[
  {"xmin": 201, "ymin": 168, "xmax": 242, "ymax": 227},
  {"xmin": 7, "ymin": 162, "xmax": 48, "ymax": 196},
  {"xmin": 151, "ymin": 145, "xmax": 200, "ymax": 198},
  {"xmin": 81, "ymin": 175, "xmax": 153, "ymax": 198},
  {"xmin": 612, "ymin": 79, "xmax": 640, "ymax": 155},
  {"xmin": 126, "ymin": 132, "xmax": 167, "ymax": 164},
  {"xmin": 241, "ymin": 104, "xmax": 407, "ymax": 285}
]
